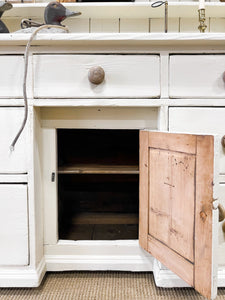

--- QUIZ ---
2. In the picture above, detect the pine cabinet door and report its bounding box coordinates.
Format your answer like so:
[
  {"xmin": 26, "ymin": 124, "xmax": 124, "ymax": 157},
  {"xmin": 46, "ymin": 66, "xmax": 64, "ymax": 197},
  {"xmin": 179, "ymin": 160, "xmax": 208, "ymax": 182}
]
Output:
[{"xmin": 139, "ymin": 131, "xmax": 218, "ymax": 300}]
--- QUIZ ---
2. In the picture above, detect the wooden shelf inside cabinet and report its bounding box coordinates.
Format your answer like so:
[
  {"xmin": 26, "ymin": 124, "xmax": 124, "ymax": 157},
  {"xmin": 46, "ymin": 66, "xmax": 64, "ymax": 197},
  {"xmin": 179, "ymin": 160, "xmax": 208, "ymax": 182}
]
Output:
[
  {"xmin": 72, "ymin": 213, "xmax": 138, "ymax": 225},
  {"xmin": 3, "ymin": 2, "xmax": 225, "ymax": 19},
  {"xmin": 58, "ymin": 164, "xmax": 139, "ymax": 174}
]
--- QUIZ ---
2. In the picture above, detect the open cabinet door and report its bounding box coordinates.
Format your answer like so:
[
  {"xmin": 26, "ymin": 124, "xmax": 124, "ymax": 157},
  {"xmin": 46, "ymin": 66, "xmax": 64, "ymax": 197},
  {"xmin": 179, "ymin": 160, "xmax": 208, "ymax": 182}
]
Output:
[{"xmin": 139, "ymin": 131, "xmax": 218, "ymax": 300}]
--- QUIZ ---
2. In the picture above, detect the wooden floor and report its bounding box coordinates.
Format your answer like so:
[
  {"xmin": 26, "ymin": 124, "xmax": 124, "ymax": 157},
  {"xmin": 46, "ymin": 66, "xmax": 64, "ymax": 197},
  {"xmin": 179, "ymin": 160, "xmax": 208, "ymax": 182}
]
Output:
[{"xmin": 0, "ymin": 272, "xmax": 225, "ymax": 299}]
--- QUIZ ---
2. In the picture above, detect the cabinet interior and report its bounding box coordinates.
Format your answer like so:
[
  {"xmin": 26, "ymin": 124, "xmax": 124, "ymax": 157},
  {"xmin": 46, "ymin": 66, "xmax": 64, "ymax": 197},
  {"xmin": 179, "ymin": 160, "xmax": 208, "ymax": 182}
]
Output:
[{"xmin": 57, "ymin": 129, "xmax": 139, "ymax": 240}]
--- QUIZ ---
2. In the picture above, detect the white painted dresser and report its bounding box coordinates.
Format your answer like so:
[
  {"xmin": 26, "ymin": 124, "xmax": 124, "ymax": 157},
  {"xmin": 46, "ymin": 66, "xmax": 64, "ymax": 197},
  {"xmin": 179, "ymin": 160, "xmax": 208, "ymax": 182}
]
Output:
[{"xmin": 1, "ymin": 1, "xmax": 225, "ymax": 299}]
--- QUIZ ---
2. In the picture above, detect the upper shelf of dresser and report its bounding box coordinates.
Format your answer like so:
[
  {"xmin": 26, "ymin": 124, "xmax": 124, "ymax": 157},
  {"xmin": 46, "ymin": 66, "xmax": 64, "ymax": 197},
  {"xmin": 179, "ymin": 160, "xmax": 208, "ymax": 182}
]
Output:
[
  {"xmin": 2, "ymin": 2, "xmax": 225, "ymax": 19},
  {"xmin": 1, "ymin": 33, "xmax": 225, "ymax": 46}
]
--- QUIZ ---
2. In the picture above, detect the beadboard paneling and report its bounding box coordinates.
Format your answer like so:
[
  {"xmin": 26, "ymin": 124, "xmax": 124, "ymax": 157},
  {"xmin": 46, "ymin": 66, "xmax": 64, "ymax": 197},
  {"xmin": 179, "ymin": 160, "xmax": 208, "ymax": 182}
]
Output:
[
  {"xmin": 120, "ymin": 18, "xmax": 150, "ymax": 33},
  {"xmin": 150, "ymin": 18, "xmax": 179, "ymax": 33},
  {"xmin": 180, "ymin": 17, "xmax": 210, "ymax": 32},
  {"xmin": 90, "ymin": 18, "xmax": 119, "ymax": 33}
]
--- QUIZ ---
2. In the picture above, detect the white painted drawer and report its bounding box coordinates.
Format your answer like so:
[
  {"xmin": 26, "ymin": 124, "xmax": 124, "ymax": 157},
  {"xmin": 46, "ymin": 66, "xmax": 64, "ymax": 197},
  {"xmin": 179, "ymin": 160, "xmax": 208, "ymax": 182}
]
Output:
[
  {"xmin": 0, "ymin": 108, "xmax": 28, "ymax": 173},
  {"xmin": 169, "ymin": 107, "xmax": 225, "ymax": 174},
  {"xmin": 169, "ymin": 55, "xmax": 225, "ymax": 98},
  {"xmin": 0, "ymin": 55, "xmax": 23, "ymax": 98},
  {"xmin": 34, "ymin": 54, "xmax": 160, "ymax": 98},
  {"xmin": 0, "ymin": 185, "xmax": 28, "ymax": 266}
]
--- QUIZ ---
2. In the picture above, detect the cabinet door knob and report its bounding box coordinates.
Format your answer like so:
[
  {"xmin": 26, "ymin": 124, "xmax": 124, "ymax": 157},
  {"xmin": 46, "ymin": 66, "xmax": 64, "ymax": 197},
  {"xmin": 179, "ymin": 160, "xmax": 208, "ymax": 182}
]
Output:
[
  {"xmin": 221, "ymin": 135, "xmax": 225, "ymax": 147},
  {"xmin": 223, "ymin": 71, "xmax": 225, "ymax": 83},
  {"xmin": 219, "ymin": 203, "xmax": 225, "ymax": 222},
  {"xmin": 88, "ymin": 66, "xmax": 105, "ymax": 85}
]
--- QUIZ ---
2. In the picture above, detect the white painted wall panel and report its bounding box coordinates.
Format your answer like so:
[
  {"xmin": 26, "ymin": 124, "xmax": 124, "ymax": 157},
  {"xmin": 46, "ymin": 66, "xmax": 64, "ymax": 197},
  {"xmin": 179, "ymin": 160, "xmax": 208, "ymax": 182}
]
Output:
[
  {"xmin": 34, "ymin": 54, "xmax": 160, "ymax": 98},
  {"xmin": 120, "ymin": 19, "xmax": 149, "ymax": 33},
  {"xmin": 0, "ymin": 56, "xmax": 23, "ymax": 98},
  {"xmin": 90, "ymin": 19, "xmax": 119, "ymax": 33},
  {"xmin": 0, "ymin": 184, "xmax": 28, "ymax": 266},
  {"xmin": 150, "ymin": 18, "xmax": 179, "ymax": 33},
  {"xmin": 179, "ymin": 18, "xmax": 209, "ymax": 33},
  {"xmin": 169, "ymin": 107, "xmax": 225, "ymax": 174},
  {"xmin": 0, "ymin": 108, "xmax": 27, "ymax": 173},
  {"xmin": 169, "ymin": 55, "xmax": 225, "ymax": 98}
]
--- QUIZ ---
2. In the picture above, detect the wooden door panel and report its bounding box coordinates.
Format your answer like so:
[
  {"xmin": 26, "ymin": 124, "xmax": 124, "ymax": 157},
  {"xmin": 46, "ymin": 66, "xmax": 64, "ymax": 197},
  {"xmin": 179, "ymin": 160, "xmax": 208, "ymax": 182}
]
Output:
[
  {"xmin": 149, "ymin": 148, "xmax": 195, "ymax": 262},
  {"xmin": 139, "ymin": 131, "xmax": 216, "ymax": 300}
]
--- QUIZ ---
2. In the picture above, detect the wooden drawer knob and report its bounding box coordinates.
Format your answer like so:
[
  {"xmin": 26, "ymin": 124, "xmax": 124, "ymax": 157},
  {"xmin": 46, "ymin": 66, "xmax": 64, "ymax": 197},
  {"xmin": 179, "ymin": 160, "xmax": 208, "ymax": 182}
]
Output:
[
  {"xmin": 223, "ymin": 71, "xmax": 225, "ymax": 83},
  {"xmin": 221, "ymin": 135, "xmax": 225, "ymax": 148},
  {"xmin": 219, "ymin": 203, "xmax": 225, "ymax": 222},
  {"xmin": 88, "ymin": 66, "xmax": 105, "ymax": 85},
  {"xmin": 223, "ymin": 221, "xmax": 225, "ymax": 233}
]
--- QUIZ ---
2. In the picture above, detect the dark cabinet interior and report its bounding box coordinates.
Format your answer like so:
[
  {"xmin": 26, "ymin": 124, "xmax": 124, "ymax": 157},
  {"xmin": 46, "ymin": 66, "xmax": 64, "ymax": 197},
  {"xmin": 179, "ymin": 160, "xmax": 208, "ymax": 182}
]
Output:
[{"xmin": 57, "ymin": 129, "xmax": 139, "ymax": 240}]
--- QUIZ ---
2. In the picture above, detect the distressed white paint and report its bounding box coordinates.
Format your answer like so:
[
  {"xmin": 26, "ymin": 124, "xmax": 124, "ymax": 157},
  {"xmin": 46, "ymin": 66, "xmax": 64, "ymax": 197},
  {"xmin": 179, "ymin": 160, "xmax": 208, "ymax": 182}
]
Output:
[
  {"xmin": 40, "ymin": 107, "xmax": 159, "ymax": 130},
  {"xmin": 3, "ymin": 3, "xmax": 225, "ymax": 19},
  {"xmin": 45, "ymin": 240, "xmax": 153, "ymax": 272},
  {"xmin": 169, "ymin": 107, "xmax": 225, "ymax": 174},
  {"xmin": 0, "ymin": 185, "xmax": 28, "ymax": 266},
  {"xmin": 120, "ymin": 19, "xmax": 150, "ymax": 33},
  {"xmin": 169, "ymin": 55, "xmax": 225, "ymax": 98},
  {"xmin": 33, "ymin": 54, "xmax": 160, "ymax": 98},
  {"xmin": 42, "ymin": 128, "xmax": 58, "ymax": 245},
  {"xmin": 180, "ymin": 18, "xmax": 210, "ymax": 32},
  {"xmin": 90, "ymin": 19, "xmax": 119, "ymax": 33},
  {"xmin": 218, "ymin": 184, "xmax": 225, "ymax": 267},
  {"xmin": 150, "ymin": 18, "xmax": 179, "ymax": 33},
  {"xmin": 63, "ymin": 18, "xmax": 90, "ymax": 33},
  {"xmin": 0, "ymin": 258, "xmax": 46, "ymax": 287},
  {"xmin": 1, "ymin": 2, "xmax": 225, "ymax": 291},
  {"xmin": 0, "ymin": 55, "xmax": 23, "ymax": 98},
  {"xmin": 210, "ymin": 18, "xmax": 225, "ymax": 32},
  {"xmin": 0, "ymin": 108, "xmax": 27, "ymax": 173}
]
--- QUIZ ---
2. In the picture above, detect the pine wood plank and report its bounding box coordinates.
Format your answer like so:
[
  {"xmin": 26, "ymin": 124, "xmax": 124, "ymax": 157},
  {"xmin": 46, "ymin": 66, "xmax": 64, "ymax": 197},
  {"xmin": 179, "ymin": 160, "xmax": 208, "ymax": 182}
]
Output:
[
  {"xmin": 58, "ymin": 164, "xmax": 139, "ymax": 174},
  {"xmin": 148, "ymin": 148, "xmax": 195, "ymax": 262},
  {"xmin": 195, "ymin": 135, "xmax": 214, "ymax": 299},
  {"xmin": 148, "ymin": 235, "xmax": 194, "ymax": 287},
  {"xmin": 139, "ymin": 130, "xmax": 149, "ymax": 251},
  {"xmin": 72, "ymin": 213, "xmax": 139, "ymax": 225},
  {"xmin": 148, "ymin": 131, "xmax": 196, "ymax": 154}
]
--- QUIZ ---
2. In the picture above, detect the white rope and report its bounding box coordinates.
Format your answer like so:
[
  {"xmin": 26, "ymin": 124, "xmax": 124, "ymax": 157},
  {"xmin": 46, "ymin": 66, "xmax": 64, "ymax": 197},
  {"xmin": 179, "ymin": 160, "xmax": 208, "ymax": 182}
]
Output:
[{"xmin": 10, "ymin": 25, "xmax": 69, "ymax": 151}]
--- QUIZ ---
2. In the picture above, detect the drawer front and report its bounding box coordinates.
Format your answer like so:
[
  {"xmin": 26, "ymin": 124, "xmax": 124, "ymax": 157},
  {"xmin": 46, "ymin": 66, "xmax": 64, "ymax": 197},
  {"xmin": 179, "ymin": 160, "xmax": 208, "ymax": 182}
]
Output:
[
  {"xmin": 169, "ymin": 55, "xmax": 225, "ymax": 98},
  {"xmin": 34, "ymin": 54, "xmax": 160, "ymax": 98},
  {"xmin": 218, "ymin": 183, "xmax": 225, "ymax": 267},
  {"xmin": 0, "ymin": 55, "xmax": 23, "ymax": 98},
  {"xmin": 0, "ymin": 185, "xmax": 28, "ymax": 266},
  {"xmin": 169, "ymin": 107, "xmax": 225, "ymax": 174},
  {"xmin": 0, "ymin": 108, "xmax": 27, "ymax": 173}
]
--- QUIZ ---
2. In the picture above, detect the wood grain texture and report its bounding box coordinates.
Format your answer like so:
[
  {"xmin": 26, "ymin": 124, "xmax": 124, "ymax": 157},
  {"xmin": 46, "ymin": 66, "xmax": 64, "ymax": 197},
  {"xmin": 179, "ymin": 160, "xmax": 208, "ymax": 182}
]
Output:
[
  {"xmin": 148, "ymin": 131, "xmax": 196, "ymax": 154},
  {"xmin": 149, "ymin": 148, "xmax": 195, "ymax": 262},
  {"xmin": 195, "ymin": 135, "xmax": 214, "ymax": 299},
  {"xmin": 71, "ymin": 213, "xmax": 138, "ymax": 225},
  {"xmin": 58, "ymin": 164, "xmax": 139, "ymax": 174},
  {"xmin": 140, "ymin": 132, "xmax": 215, "ymax": 299},
  {"xmin": 139, "ymin": 131, "xmax": 149, "ymax": 251},
  {"xmin": 148, "ymin": 235, "xmax": 194, "ymax": 286}
]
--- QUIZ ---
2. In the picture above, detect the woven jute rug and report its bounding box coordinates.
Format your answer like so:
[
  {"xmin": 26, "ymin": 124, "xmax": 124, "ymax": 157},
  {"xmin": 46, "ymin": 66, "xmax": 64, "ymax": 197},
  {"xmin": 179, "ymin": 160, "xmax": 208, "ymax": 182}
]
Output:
[{"xmin": 0, "ymin": 272, "xmax": 225, "ymax": 300}]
